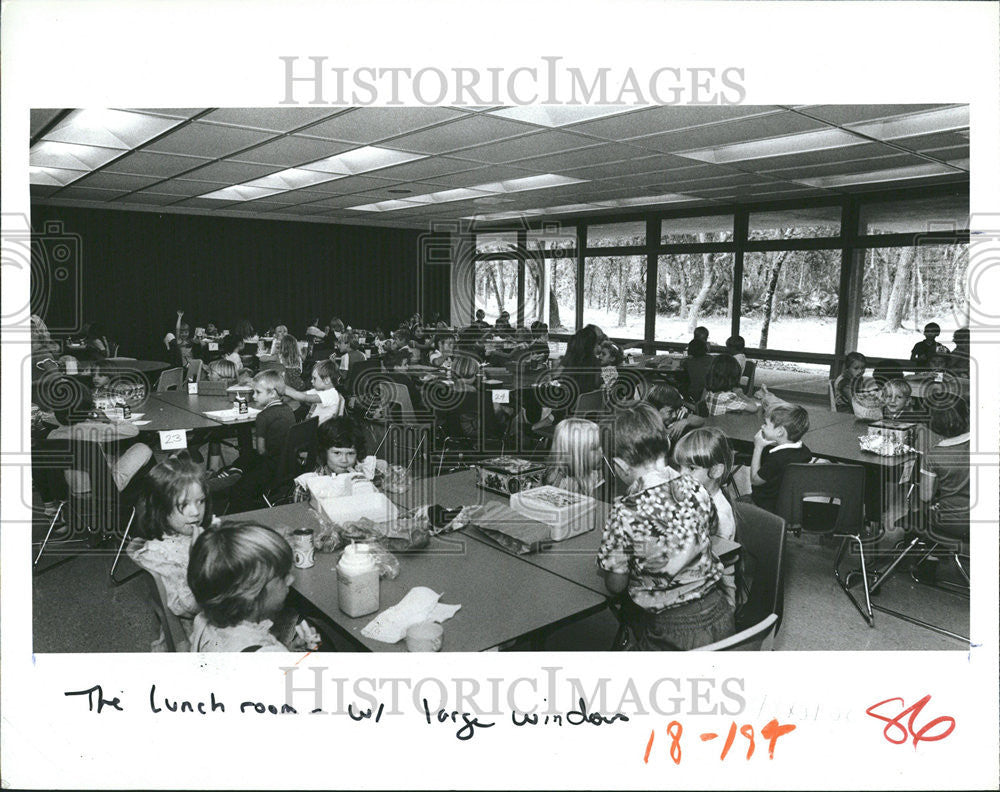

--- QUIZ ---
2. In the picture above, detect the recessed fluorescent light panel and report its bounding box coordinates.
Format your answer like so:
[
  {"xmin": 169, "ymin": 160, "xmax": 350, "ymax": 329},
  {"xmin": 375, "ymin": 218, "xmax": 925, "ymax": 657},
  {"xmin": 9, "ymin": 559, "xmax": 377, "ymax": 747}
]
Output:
[
  {"xmin": 29, "ymin": 141, "xmax": 124, "ymax": 171},
  {"xmin": 300, "ymin": 146, "xmax": 426, "ymax": 174},
  {"xmin": 794, "ymin": 162, "xmax": 958, "ymax": 189},
  {"xmin": 348, "ymin": 174, "xmax": 588, "ymax": 212},
  {"xmin": 488, "ymin": 106, "xmax": 635, "ymax": 126},
  {"xmin": 846, "ymin": 106, "xmax": 969, "ymax": 141},
  {"xmin": 40, "ymin": 109, "xmax": 184, "ymax": 149},
  {"xmin": 200, "ymin": 185, "xmax": 287, "ymax": 201},
  {"xmin": 677, "ymin": 128, "xmax": 862, "ymax": 164}
]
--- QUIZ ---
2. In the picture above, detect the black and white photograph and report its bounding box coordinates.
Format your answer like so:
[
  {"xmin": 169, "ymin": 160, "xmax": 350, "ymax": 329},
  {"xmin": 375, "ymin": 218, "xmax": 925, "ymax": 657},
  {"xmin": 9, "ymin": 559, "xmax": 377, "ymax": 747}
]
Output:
[{"xmin": 2, "ymin": 1, "xmax": 997, "ymax": 789}]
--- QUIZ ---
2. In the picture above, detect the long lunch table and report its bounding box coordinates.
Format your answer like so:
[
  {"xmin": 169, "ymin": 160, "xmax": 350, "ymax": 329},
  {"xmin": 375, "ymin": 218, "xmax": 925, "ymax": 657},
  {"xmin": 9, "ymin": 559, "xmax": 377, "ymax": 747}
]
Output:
[
  {"xmin": 229, "ymin": 502, "xmax": 608, "ymax": 652},
  {"xmin": 140, "ymin": 391, "xmax": 256, "ymax": 454}
]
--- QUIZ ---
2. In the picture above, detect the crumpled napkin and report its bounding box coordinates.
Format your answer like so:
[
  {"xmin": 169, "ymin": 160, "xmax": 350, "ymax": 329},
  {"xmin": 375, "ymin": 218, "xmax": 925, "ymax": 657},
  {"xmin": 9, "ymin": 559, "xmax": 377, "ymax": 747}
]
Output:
[{"xmin": 361, "ymin": 587, "xmax": 460, "ymax": 644}]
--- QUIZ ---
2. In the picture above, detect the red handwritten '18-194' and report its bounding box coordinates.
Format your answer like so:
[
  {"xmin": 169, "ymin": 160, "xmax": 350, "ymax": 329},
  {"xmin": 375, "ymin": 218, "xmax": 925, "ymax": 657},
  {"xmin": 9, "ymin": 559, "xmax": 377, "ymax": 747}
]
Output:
[{"xmin": 865, "ymin": 695, "xmax": 955, "ymax": 748}]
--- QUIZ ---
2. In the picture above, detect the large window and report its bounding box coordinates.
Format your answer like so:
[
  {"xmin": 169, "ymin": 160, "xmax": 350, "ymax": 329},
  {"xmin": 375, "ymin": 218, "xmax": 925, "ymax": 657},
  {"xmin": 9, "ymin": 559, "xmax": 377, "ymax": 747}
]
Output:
[
  {"xmin": 525, "ymin": 256, "xmax": 578, "ymax": 333},
  {"xmin": 740, "ymin": 249, "xmax": 841, "ymax": 354},
  {"xmin": 473, "ymin": 259, "xmax": 519, "ymax": 324},
  {"xmin": 748, "ymin": 206, "xmax": 842, "ymax": 240},
  {"xmin": 661, "ymin": 215, "xmax": 733, "ymax": 244},
  {"xmin": 583, "ymin": 255, "xmax": 645, "ymax": 339},
  {"xmin": 654, "ymin": 253, "xmax": 733, "ymax": 345},
  {"xmin": 587, "ymin": 221, "xmax": 645, "ymax": 248},
  {"xmin": 860, "ymin": 194, "xmax": 968, "ymax": 235},
  {"xmin": 860, "ymin": 242, "xmax": 969, "ymax": 359}
]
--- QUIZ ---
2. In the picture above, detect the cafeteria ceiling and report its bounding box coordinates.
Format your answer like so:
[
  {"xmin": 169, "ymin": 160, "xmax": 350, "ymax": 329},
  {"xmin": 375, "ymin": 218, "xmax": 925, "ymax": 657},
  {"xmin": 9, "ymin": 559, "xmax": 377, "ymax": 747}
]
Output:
[{"xmin": 29, "ymin": 105, "xmax": 969, "ymax": 230}]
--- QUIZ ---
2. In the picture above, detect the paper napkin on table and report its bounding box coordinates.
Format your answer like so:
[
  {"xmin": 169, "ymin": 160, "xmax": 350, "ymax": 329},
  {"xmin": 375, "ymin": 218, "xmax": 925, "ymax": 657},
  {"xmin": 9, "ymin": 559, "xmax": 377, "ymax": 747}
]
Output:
[{"xmin": 361, "ymin": 587, "xmax": 460, "ymax": 644}]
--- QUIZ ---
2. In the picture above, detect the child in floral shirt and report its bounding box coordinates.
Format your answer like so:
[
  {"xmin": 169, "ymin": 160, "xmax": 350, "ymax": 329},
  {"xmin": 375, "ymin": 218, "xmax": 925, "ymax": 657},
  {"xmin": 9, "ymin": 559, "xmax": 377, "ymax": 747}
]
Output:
[{"xmin": 598, "ymin": 404, "xmax": 732, "ymax": 650}]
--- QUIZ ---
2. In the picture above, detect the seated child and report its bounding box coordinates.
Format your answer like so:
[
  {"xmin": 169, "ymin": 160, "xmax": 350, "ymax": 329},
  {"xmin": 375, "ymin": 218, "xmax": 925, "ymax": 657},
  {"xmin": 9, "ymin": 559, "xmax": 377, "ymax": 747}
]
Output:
[
  {"xmin": 127, "ymin": 456, "xmax": 211, "ymax": 645},
  {"xmin": 700, "ymin": 354, "xmax": 760, "ymax": 416},
  {"xmin": 428, "ymin": 334, "xmax": 457, "ymax": 369},
  {"xmin": 206, "ymin": 358, "xmax": 238, "ymax": 382},
  {"xmin": 296, "ymin": 415, "xmax": 407, "ymax": 498},
  {"xmin": 750, "ymin": 404, "xmax": 812, "ymax": 513},
  {"xmin": 910, "ymin": 399, "xmax": 970, "ymax": 585},
  {"xmin": 910, "ymin": 321, "xmax": 950, "ymax": 367},
  {"xmin": 164, "ymin": 310, "xmax": 193, "ymax": 368},
  {"xmin": 277, "ymin": 335, "xmax": 305, "ymax": 390},
  {"xmin": 220, "ymin": 334, "xmax": 244, "ymax": 371},
  {"xmin": 693, "ymin": 326, "xmax": 710, "ymax": 346},
  {"xmin": 646, "ymin": 383, "xmax": 704, "ymax": 440},
  {"xmin": 545, "ymin": 417, "xmax": 607, "ymax": 499},
  {"xmin": 724, "ymin": 335, "xmax": 747, "ymax": 374},
  {"xmin": 597, "ymin": 404, "xmax": 733, "ymax": 650},
  {"xmin": 672, "ymin": 427, "xmax": 737, "ymax": 607},
  {"xmin": 597, "ymin": 340, "xmax": 624, "ymax": 389},
  {"xmin": 236, "ymin": 367, "xmax": 254, "ymax": 387},
  {"xmin": 282, "ymin": 360, "xmax": 345, "ymax": 425},
  {"xmin": 214, "ymin": 370, "xmax": 295, "ymax": 512},
  {"xmin": 881, "ymin": 379, "xmax": 928, "ymax": 424},
  {"xmin": 680, "ymin": 338, "xmax": 713, "ymax": 402},
  {"xmin": 851, "ymin": 376, "xmax": 885, "ymax": 421},
  {"xmin": 187, "ymin": 521, "xmax": 321, "ymax": 652},
  {"xmin": 268, "ymin": 325, "xmax": 288, "ymax": 357},
  {"xmin": 832, "ymin": 352, "xmax": 867, "ymax": 413},
  {"xmin": 948, "ymin": 327, "xmax": 970, "ymax": 376}
]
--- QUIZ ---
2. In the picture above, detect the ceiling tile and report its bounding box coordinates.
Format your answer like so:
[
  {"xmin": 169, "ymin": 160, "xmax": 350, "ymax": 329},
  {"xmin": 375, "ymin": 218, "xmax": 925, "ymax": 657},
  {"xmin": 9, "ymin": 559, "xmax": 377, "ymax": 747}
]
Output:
[
  {"xmin": 145, "ymin": 122, "xmax": 275, "ymax": 158},
  {"xmin": 133, "ymin": 109, "xmax": 208, "ymax": 119},
  {"xmin": 230, "ymin": 135, "xmax": 353, "ymax": 166},
  {"xmin": 291, "ymin": 174, "xmax": 398, "ymax": 195},
  {"xmin": 387, "ymin": 115, "xmax": 535, "ymax": 154},
  {"xmin": 739, "ymin": 141, "xmax": 899, "ymax": 172},
  {"xmin": 51, "ymin": 187, "xmax": 128, "ymax": 201},
  {"xmin": 631, "ymin": 111, "xmax": 827, "ymax": 154},
  {"xmin": 420, "ymin": 164, "xmax": 536, "ymax": 189},
  {"xmin": 114, "ymin": 193, "xmax": 183, "ymax": 206},
  {"xmin": 563, "ymin": 155, "xmax": 697, "ymax": 181},
  {"xmin": 454, "ymin": 130, "xmax": 599, "ymax": 164},
  {"xmin": 367, "ymin": 155, "xmax": 479, "ymax": 182},
  {"xmin": 181, "ymin": 160, "xmax": 286, "ymax": 182},
  {"xmin": 30, "ymin": 109, "xmax": 65, "ymax": 138},
  {"xmin": 885, "ymin": 131, "xmax": 970, "ymax": 151},
  {"xmin": 71, "ymin": 172, "xmax": 165, "ymax": 191},
  {"xmin": 298, "ymin": 106, "xmax": 468, "ymax": 143},
  {"xmin": 105, "ymin": 151, "xmax": 211, "ymax": 178},
  {"xmin": 563, "ymin": 105, "xmax": 779, "ymax": 139},
  {"xmin": 171, "ymin": 196, "xmax": 243, "ymax": 209},
  {"xmin": 918, "ymin": 145, "xmax": 969, "ymax": 162},
  {"xmin": 199, "ymin": 107, "xmax": 344, "ymax": 132},
  {"xmin": 794, "ymin": 104, "xmax": 956, "ymax": 126},
  {"xmin": 765, "ymin": 154, "xmax": 925, "ymax": 180},
  {"xmin": 513, "ymin": 143, "xmax": 651, "ymax": 173},
  {"xmin": 151, "ymin": 179, "xmax": 231, "ymax": 197}
]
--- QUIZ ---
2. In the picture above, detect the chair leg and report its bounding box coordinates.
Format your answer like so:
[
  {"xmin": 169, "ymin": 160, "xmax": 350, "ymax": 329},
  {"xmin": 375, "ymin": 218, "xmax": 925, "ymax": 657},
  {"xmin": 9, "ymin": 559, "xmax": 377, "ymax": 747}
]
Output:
[
  {"xmin": 833, "ymin": 535, "xmax": 875, "ymax": 627},
  {"xmin": 34, "ymin": 501, "xmax": 66, "ymax": 566},
  {"xmin": 110, "ymin": 508, "xmax": 142, "ymax": 586},
  {"xmin": 437, "ymin": 436, "xmax": 450, "ymax": 478},
  {"xmin": 869, "ymin": 535, "xmax": 922, "ymax": 595}
]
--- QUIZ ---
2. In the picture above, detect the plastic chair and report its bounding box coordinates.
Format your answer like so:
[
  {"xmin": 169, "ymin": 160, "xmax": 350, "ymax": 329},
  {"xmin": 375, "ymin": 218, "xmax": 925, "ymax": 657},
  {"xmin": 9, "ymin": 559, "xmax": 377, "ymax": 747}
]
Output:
[
  {"xmin": 156, "ymin": 367, "xmax": 184, "ymax": 392},
  {"xmin": 775, "ymin": 462, "xmax": 882, "ymax": 627},
  {"xmin": 263, "ymin": 418, "xmax": 319, "ymax": 507},
  {"xmin": 142, "ymin": 570, "xmax": 190, "ymax": 652},
  {"xmin": 828, "ymin": 381, "xmax": 838, "ymax": 412},
  {"xmin": 740, "ymin": 361, "xmax": 757, "ymax": 396},
  {"xmin": 732, "ymin": 502, "xmax": 787, "ymax": 635},
  {"xmin": 867, "ymin": 508, "xmax": 969, "ymax": 642},
  {"xmin": 184, "ymin": 358, "xmax": 203, "ymax": 383},
  {"xmin": 34, "ymin": 439, "xmax": 140, "ymax": 581},
  {"xmin": 692, "ymin": 613, "xmax": 778, "ymax": 651},
  {"xmin": 574, "ymin": 389, "xmax": 606, "ymax": 416}
]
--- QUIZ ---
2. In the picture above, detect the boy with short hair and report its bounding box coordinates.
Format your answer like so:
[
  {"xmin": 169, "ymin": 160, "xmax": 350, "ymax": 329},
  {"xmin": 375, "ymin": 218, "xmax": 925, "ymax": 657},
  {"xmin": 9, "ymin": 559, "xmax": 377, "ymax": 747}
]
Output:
[
  {"xmin": 213, "ymin": 370, "xmax": 296, "ymax": 511},
  {"xmin": 910, "ymin": 322, "xmax": 950, "ymax": 367},
  {"xmin": 282, "ymin": 360, "xmax": 344, "ymax": 425},
  {"xmin": 750, "ymin": 404, "xmax": 812, "ymax": 514}
]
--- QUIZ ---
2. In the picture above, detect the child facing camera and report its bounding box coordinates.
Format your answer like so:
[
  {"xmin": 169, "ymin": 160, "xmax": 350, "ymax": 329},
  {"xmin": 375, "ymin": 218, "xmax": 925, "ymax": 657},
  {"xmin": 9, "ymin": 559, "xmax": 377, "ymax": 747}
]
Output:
[
  {"xmin": 187, "ymin": 521, "xmax": 320, "ymax": 652},
  {"xmin": 597, "ymin": 405, "xmax": 733, "ymax": 651},
  {"xmin": 832, "ymin": 352, "xmax": 867, "ymax": 413}
]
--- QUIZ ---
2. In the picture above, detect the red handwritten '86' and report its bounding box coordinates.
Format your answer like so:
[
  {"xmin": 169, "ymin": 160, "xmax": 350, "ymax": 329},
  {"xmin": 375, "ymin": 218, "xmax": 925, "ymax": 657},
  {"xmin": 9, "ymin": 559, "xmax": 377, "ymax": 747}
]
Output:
[{"xmin": 865, "ymin": 695, "xmax": 955, "ymax": 747}]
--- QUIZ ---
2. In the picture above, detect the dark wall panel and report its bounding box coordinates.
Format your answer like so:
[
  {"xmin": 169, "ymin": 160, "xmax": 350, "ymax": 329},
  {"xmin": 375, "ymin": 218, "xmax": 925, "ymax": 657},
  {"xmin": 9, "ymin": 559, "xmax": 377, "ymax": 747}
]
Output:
[{"xmin": 30, "ymin": 206, "xmax": 435, "ymax": 360}]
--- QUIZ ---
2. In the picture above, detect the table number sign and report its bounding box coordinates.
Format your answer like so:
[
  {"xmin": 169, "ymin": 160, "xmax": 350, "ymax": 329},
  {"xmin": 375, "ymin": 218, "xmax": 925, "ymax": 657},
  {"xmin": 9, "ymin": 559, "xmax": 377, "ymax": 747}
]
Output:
[
  {"xmin": 207, "ymin": 342, "xmax": 218, "ymax": 351},
  {"xmin": 158, "ymin": 430, "xmax": 187, "ymax": 451},
  {"xmin": 492, "ymin": 388, "xmax": 510, "ymax": 404},
  {"xmin": 187, "ymin": 381, "xmax": 198, "ymax": 394}
]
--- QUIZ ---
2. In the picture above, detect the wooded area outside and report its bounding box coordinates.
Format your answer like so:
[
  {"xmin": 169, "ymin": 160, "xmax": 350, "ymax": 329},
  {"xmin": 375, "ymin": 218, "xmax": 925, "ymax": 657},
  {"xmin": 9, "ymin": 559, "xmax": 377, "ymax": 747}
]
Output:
[{"xmin": 468, "ymin": 192, "xmax": 969, "ymax": 364}]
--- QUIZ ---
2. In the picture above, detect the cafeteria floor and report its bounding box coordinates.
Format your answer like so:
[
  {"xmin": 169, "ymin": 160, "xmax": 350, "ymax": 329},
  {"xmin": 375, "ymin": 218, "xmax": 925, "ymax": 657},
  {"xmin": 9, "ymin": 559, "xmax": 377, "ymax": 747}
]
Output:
[{"xmin": 31, "ymin": 505, "xmax": 969, "ymax": 653}]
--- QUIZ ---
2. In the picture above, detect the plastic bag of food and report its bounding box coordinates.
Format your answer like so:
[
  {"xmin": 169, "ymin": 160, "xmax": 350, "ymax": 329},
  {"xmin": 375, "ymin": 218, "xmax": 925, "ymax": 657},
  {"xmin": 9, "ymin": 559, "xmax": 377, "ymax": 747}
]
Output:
[{"xmin": 368, "ymin": 542, "xmax": 400, "ymax": 580}]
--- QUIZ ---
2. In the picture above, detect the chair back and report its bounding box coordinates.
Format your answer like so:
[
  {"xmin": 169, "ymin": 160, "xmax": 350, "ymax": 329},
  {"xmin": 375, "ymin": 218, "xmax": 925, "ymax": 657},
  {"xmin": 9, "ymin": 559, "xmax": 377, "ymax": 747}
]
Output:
[
  {"xmin": 828, "ymin": 380, "xmax": 838, "ymax": 412},
  {"xmin": 574, "ymin": 389, "xmax": 606, "ymax": 416},
  {"xmin": 740, "ymin": 360, "xmax": 757, "ymax": 395},
  {"xmin": 142, "ymin": 570, "xmax": 190, "ymax": 652},
  {"xmin": 271, "ymin": 418, "xmax": 319, "ymax": 488},
  {"xmin": 732, "ymin": 502, "xmax": 787, "ymax": 634},
  {"xmin": 196, "ymin": 380, "xmax": 231, "ymax": 396},
  {"xmin": 157, "ymin": 367, "xmax": 184, "ymax": 392},
  {"xmin": 693, "ymin": 613, "xmax": 778, "ymax": 651},
  {"xmin": 382, "ymin": 380, "xmax": 416, "ymax": 419},
  {"xmin": 184, "ymin": 358, "xmax": 203, "ymax": 382},
  {"xmin": 775, "ymin": 462, "xmax": 866, "ymax": 535}
]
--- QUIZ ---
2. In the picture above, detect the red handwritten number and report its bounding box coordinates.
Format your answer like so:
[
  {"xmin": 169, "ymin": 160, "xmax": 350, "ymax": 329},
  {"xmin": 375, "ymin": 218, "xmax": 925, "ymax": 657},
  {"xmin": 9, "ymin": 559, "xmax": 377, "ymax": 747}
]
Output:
[
  {"xmin": 643, "ymin": 730, "xmax": 655, "ymax": 764},
  {"xmin": 760, "ymin": 719, "xmax": 797, "ymax": 759},
  {"xmin": 866, "ymin": 696, "xmax": 955, "ymax": 748},
  {"xmin": 740, "ymin": 724, "xmax": 756, "ymax": 759},
  {"xmin": 720, "ymin": 721, "xmax": 738, "ymax": 760},
  {"xmin": 666, "ymin": 720, "xmax": 683, "ymax": 765}
]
